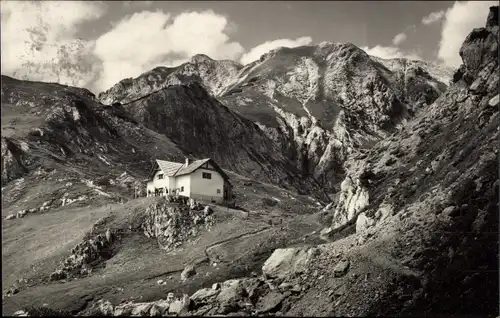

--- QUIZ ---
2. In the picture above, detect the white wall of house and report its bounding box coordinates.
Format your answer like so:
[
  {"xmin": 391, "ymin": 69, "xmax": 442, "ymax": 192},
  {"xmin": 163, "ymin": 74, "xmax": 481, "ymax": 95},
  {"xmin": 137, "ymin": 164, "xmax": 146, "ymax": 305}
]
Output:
[
  {"xmin": 146, "ymin": 162, "xmax": 227, "ymax": 202},
  {"xmin": 168, "ymin": 177, "xmax": 176, "ymax": 194},
  {"xmin": 176, "ymin": 174, "xmax": 191, "ymax": 197},
  {"xmin": 189, "ymin": 165, "xmax": 225, "ymax": 203},
  {"xmin": 147, "ymin": 170, "xmax": 170, "ymax": 196}
]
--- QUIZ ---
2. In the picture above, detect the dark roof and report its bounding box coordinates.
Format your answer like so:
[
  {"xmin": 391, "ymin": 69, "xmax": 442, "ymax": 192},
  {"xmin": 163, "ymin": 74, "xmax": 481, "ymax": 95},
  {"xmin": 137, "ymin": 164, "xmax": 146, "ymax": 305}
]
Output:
[
  {"xmin": 175, "ymin": 158, "xmax": 230, "ymax": 182},
  {"xmin": 175, "ymin": 158, "xmax": 211, "ymax": 176},
  {"xmin": 150, "ymin": 158, "xmax": 230, "ymax": 182}
]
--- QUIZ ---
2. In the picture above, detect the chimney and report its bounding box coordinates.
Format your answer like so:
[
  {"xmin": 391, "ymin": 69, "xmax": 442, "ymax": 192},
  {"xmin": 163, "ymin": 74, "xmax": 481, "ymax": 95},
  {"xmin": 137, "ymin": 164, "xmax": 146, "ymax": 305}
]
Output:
[{"xmin": 185, "ymin": 158, "xmax": 191, "ymax": 167}]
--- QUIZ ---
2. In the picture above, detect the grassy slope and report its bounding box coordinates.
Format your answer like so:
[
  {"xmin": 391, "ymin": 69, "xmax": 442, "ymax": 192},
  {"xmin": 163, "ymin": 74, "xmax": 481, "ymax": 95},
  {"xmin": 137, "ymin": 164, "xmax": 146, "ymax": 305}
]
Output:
[{"xmin": 2, "ymin": 171, "xmax": 323, "ymax": 315}]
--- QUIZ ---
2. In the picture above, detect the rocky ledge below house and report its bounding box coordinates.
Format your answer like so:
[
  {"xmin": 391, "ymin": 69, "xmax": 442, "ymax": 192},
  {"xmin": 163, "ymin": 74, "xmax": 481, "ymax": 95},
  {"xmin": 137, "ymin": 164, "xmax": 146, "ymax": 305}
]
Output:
[{"xmin": 139, "ymin": 197, "xmax": 215, "ymax": 251}]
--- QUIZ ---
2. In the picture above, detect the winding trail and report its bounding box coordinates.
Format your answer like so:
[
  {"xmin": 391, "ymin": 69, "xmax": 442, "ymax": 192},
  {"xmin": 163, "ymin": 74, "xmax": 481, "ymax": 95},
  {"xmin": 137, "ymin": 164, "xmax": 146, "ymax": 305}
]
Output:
[{"xmin": 203, "ymin": 227, "xmax": 272, "ymax": 262}]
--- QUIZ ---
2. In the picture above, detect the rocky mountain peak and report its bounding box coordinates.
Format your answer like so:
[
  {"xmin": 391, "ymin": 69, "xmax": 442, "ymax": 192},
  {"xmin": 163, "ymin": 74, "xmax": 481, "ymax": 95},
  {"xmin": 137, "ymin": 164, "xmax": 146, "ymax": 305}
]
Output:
[
  {"xmin": 486, "ymin": 5, "xmax": 498, "ymax": 27},
  {"xmin": 190, "ymin": 54, "xmax": 215, "ymax": 64},
  {"xmin": 458, "ymin": 6, "xmax": 499, "ymax": 80},
  {"xmin": 98, "ymin": 55, "xmax": 243, "ymax": 105}
]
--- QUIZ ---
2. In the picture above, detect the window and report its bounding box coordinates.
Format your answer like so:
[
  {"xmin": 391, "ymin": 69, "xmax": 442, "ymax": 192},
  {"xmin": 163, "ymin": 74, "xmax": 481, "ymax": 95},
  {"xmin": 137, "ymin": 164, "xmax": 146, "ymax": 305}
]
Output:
[
  {"xmin": 180, "ymin": 186, "xmax": 184, "ymax": 192},
  {"xmin": 217, "ymin": 189, "xmax": 221, "ymax": 194},
  {"xmin": 157, "ymin": 174, "xmax": 164, "ymax": 180},
  {"xmin": 202, "ymin": 172, "xmax": 212, "ymax": 179}
]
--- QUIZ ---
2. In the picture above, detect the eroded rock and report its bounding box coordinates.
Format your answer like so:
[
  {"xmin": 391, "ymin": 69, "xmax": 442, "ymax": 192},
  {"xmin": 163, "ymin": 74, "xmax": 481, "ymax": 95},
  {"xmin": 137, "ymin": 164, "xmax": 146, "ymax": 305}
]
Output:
[
  {"xmin": 356, "ymin": 213, "xmax": 375, "ymax": 233},
  {"xmin": 333, "ymin": 260, "xmax": 350, "ymax": 277},
  {"xmin": 181, "ymin": 264, "xmax": 196, "ymax": 281},
  {"xmin": 262, "ymin": 247, "xmax": 312, "ymax": 279}
]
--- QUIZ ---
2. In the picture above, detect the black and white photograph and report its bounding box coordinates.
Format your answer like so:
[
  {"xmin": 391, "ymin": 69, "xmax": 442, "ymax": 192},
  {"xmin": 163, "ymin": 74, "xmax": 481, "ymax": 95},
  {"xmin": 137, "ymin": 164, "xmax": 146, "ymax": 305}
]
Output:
[{"xmin": 1, "ymin": 0, "xmax": 499, "ymax": 316}]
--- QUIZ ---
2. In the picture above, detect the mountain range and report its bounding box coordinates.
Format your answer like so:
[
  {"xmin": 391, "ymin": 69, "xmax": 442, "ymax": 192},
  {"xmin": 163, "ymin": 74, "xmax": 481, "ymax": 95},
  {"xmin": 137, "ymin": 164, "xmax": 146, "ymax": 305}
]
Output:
[
  {"xmin": 97, "ymin": 41, "xmax": 453, "ymax": 196},
  {"xmin": 1, "ymin": 5, "xmax": 498, "ymax": 317}
]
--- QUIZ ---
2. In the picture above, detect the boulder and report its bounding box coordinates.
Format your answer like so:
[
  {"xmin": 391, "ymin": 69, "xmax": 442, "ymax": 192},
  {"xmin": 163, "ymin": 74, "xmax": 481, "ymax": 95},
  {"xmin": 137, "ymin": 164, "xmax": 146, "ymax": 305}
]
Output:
[
  {"xmin": 12, "ymin": 310, "xmax": 28, "ymax": 317},
  {"xmin": 204, "ymin": 205, "xmax": 213, "ymax": 216},
  {"xmin": 5, "ymin": 214, "xmax": 15, "ymax": 220},
  {"xmin": 216, "ymin": 279, "xmax": 246, "ymax": 312},
  {"xmin": 105, "ymin": 229, "xmax": 112, "ymax": 243},
  {"xmin": 189, "ymin": 198, "xmax": 197, "ymax": 210},
  {"xmin": 131, "ymin": 303, "xmax": 153, "ymax": 316},
  {"xmin": 168, "ymin": 294, "xmax": 191, "ymax": 314},
  {"xmin": 93, "ymin": 299, "xmax": 114, "ymax": 316},
  {"xmin": 356, "ymin": 213, "xmax": 375, "ymax": 233},
  {"xmin": 262, "ymin": 247, "xmax": 312, "ymax": 279},
  {"xmin": 114, "ymin": 303, "xmax": 135, "ymax": 316},
  {"xmin": 49, "ymin": 269, "xmax": 67, "ymax": 281},
  {"xmin": 114, "ymin": 300, "xmax": 169, "ymax": 316},
  {"xmin": 256, "ymin": 291, "xmax": 286, "ymax": 314},
  {"xmin": 278, "ymin": 282, "xmax": 293, "ymax": 290},
  {"xmin": 320, "ymin": 227, "xmax": 333, "ymax": 239},
  {"xmin": 181, "ymin": 264, "xmax": 196, "ymax": 281},
  {"xmin": 190, "ymin": 287, "xmax": 219, "ymax": 304},
  {"xmin": 16, "ymin": 210, "xmax": 27, "ymax": 219},
  {"xmin": 333, "ymin": 260, "xmax": 350, "ymax": 277},
  {"xmin": 166, "ymin": 292, "xmax": 175, "ymax": 302},
  {"xmin": 307, "ymin": 247, "xmax": 321, "ymax": 258},
  {"xmin": 488, "ymin": 94, "xmax": 499, "ymax": 107}
]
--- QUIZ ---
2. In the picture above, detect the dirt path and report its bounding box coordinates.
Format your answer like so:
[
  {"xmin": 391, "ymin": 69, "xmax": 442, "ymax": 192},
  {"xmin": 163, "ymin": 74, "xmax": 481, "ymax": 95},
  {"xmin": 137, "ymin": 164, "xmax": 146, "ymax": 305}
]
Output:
[{"xmin": 203, "ymin": 227, "xmax": 272, "ymax": 263}]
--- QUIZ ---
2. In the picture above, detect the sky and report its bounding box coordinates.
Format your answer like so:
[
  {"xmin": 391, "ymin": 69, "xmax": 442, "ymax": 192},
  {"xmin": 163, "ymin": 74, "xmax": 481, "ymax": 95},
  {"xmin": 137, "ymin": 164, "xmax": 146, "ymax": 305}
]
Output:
[{"xmin": 0, "ymin": 0, "xmax": 496, "ymax": 94}]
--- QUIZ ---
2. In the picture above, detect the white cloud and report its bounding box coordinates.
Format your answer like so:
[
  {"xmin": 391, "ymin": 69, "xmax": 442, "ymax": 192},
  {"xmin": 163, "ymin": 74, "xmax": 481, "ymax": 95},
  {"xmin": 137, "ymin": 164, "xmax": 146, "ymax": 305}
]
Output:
[
  {"xmin": 1, "ymin": 3, "xmax": 316, "ymax": 94},
  {"xmin": 0, "ymin": 1, "xmax": 107, "ymax": 89},
  {"xmin": 240, "ymin": 36, "xmax": 313, "ymax": 65},
  {"xmin": 392, "ymin": 32, "xmax": 407, "ymax": 45},
  {"xmin": 360, "ymin": 45, "xmax": 422, "ymax": 61},
  {"xmin": 437, "ymin": 1, "xmax": 496, "ymax": 68},
  {"xmin": 422, "ymin": 10, "xmax": 445, "ymax": 25},
  {"xmin": 93, "ymin": 10, "xmax": 245, "ymax": 91}
]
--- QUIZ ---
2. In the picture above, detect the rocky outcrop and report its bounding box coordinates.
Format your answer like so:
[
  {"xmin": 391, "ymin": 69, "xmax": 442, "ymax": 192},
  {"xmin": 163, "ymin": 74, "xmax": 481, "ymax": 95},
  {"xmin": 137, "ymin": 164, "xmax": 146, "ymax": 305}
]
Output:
[
  {"xmin": 140, "ymin": 199, "xmax": 216, "ymax": 251},
  {"xmin": 50, "ymin": 223, "xmax": 116, "ymax": 281},
  {"xmin": 262, "ymin": 247, "xmax": 320, "ymax": 279},
  {"xmin": 306, "ymin": 6, "xmax": 499, "ymax": 316},
  {"xmin": 180, "ymin": 264, "xmax": 197, "ymax": 281},
  {"xmin": 326, "ymin": 5, "xmax": 499, "ymax": 232}
]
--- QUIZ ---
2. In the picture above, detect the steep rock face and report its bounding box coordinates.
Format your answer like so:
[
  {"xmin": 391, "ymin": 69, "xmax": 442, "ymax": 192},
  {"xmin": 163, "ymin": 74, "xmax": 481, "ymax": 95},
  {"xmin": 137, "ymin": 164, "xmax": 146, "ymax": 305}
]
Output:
[
  {"xmin": 139, "ymin": 199, "xmax": 215, "ymax": 251},
  {"xmin": 329, "ymin": 5, "xmax": 499, "ymax": 231},
  {"xmin": 98, "ymin": 54, "xmax": 242, "ymax": 105},
  {"xmin": 98, "ymin": 44, "xmax": 452, "ymax": 195},
  {"xmin": 1, "ymin": 138, "xmax": 30, "ymax": 185},
  {"xmin": 122, "ymin": 81, "xmax": 324, "ymax": 195},
  {"xmin": 217, "ymin": 43, "xmax": 452, "ymax": 191},
  {"xmin": 313, "ymin": 8, "xmax": 498, "ymax": 316}
]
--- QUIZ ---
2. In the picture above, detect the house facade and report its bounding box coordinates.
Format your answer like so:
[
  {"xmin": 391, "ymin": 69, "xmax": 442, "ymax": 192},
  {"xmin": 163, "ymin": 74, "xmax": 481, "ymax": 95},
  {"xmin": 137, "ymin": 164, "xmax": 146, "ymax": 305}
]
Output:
[{"xmin": 146, "ymin": 158, "xmax": 232, "ymax": 204}]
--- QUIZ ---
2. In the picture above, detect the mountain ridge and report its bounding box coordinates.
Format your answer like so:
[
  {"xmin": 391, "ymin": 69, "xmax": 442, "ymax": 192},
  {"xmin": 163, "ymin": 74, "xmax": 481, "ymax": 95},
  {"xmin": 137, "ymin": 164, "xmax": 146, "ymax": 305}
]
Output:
[
  {"xmin": 98, "ymin": 41, "xmax": 454, "ymax": 197},
  {"xmin": 1, "ymin": 5, "xmax": 498, "ymax": 317}
]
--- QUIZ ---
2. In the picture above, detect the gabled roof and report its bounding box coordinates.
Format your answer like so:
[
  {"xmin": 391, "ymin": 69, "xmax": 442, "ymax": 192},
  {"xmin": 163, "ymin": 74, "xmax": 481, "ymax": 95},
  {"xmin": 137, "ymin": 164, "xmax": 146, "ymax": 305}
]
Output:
[
  {"xmin": 149, "ymin": 158, "xmax": 230, "ymax": 182},
  {"xmin": 175, "ymin": 158, "xmax": 211, "ymax": 176},
  {"xmin": 157, "ymin": 160, "xmax": 184, "ymax": 176}
]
